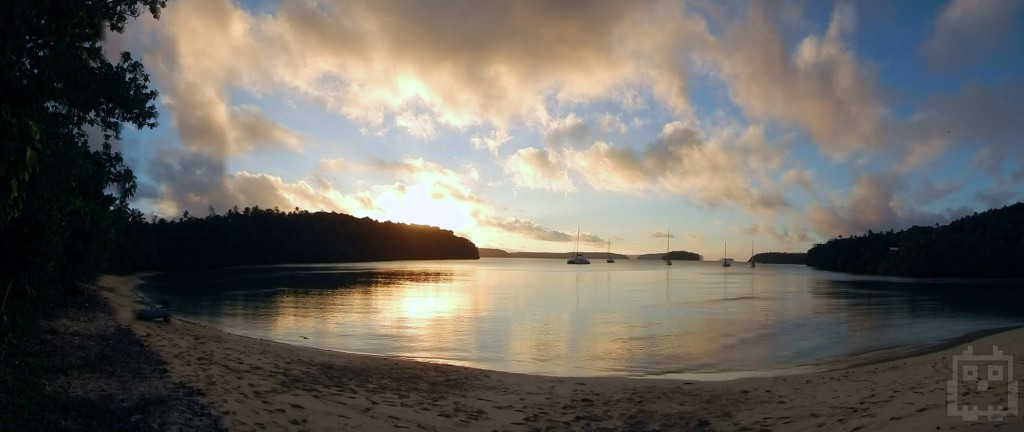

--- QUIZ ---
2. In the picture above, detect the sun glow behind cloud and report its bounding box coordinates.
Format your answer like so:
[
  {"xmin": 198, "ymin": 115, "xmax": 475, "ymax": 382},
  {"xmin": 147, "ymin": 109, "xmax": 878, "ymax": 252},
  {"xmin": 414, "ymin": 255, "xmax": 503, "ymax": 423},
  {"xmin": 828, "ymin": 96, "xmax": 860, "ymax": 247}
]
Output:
[
  {"xmin": 364, "ymin": 183, "xmax": 474, "ymax": 232},
  {"xmin": 114, "ymin": 0, "xmax": 1024, "ymax": 258}
]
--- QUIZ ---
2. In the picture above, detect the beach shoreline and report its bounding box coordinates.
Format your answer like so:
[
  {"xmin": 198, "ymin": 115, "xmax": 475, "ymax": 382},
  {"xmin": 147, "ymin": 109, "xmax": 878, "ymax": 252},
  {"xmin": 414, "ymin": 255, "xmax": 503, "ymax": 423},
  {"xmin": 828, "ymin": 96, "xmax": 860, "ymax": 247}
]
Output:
[{"xmin": 97, "ymin": 274, "xmax": 1022, "ymax": 431}]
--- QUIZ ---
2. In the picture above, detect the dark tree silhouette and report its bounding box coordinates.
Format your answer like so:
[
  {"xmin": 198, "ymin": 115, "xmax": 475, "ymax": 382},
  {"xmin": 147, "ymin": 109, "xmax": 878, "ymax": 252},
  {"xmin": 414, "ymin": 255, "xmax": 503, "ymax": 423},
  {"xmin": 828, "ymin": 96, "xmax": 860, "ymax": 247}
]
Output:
[
  {"xmin": 636, "ymin": 251, "xmax": 702, "ymax": 261},
  {"xmin": 1, "ymin": 1, "xmax": 165, "ymax": 344},
  {"xmin": 108, "ymin": 208, "xmax": 480, "ymax": 272},
  {"xmin": 806, "ymin": 203, "xmax": 1024, "ymax": 277},
  {"xmin": 750, "ymin": 252, "xmax": 807, "ymax": 265}
]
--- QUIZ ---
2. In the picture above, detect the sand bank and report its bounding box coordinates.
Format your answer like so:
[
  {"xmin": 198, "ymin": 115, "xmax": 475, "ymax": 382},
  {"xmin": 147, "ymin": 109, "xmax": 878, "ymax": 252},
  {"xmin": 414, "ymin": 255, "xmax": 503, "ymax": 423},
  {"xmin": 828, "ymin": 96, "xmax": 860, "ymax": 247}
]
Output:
[{"xmin": 96, "ymin": 274, "xmax": 1021, "ymax": 431}]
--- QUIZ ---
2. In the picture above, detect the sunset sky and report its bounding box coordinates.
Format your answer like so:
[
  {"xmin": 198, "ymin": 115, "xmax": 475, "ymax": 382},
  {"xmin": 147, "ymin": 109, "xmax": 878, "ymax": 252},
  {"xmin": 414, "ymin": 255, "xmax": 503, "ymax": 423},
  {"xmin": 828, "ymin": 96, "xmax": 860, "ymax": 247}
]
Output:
[{"xmin": 112, "ymin": 0, "xmax": 1024, "ymax": 259}]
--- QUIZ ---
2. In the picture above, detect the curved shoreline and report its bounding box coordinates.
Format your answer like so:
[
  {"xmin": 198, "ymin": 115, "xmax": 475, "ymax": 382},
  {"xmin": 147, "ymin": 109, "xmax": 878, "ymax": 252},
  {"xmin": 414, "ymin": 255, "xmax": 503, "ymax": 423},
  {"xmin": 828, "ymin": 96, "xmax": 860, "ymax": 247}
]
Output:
[
  {"xmin": 98, "ymin": 274, "xmax": 1023, "ymax": 431},
  {"xmin": 140, "ymin": 290, "xmax": 1024, "ymax": 381}
]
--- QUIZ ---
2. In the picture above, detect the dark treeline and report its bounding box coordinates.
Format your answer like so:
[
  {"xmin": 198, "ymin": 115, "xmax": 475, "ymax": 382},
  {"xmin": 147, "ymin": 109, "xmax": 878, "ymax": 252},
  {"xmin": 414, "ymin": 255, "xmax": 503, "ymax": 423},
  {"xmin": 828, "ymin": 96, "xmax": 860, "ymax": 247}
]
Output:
[
  {"xmin": 108, "ymin": 207, "xmax": 479, "ymax": 272},
  {"xmin": 751, "ymin": 252, "xmax": 807, "ymax": 265},
  {"xmin": 636, "ymin": 251, "xmax": 702, "ymax": 261},
  {"xmin": 806, "ymin": 202, "xmax": 1024, "ymax": 277},
  {"xmin": 478, "ymin": 248, "xmax": 514, "ymax": 257}
]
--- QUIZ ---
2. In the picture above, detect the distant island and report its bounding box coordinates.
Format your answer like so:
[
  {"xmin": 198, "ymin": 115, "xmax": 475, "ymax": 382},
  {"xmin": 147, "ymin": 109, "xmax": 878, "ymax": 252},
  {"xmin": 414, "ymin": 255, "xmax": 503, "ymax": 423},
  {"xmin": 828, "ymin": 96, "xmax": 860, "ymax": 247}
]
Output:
[
  {"xmin": 636, "ymin": 251, "xmax": 702, "ymax": 261},
  {"xmin": 478, "ymin": 249, "xmax": 630, "ymax": 260},
  {"xmin": 109, "ymin": 207, "xmax": 479, "ymax": 272},
  {"xmin": 751, "ymin": 252, "xmax": 806, "ymax": 265},
  {"xmin": 806, "ymin": 202, "xmax": 1024, "ymax": 278},
  {"xmin": 479, "ymin": 248, "xmax": 706, "ymax": 261}
]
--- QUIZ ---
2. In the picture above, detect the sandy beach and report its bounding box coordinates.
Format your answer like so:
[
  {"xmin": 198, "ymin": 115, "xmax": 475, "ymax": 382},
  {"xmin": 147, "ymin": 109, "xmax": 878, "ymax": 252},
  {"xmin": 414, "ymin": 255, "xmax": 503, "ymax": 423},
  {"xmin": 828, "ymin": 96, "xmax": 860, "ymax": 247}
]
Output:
[{"xmin": 95, "ymin": 274, "xmax": 1021, "ymax": 431}]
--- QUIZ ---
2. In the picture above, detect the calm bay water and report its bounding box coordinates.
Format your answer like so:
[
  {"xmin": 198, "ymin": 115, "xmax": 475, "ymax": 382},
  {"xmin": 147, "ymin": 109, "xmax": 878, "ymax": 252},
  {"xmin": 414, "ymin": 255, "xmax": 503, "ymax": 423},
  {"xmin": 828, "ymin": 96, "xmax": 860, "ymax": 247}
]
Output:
[{"xmin": 139, "ymin": 258, "xmax": 1023, "ymax": 378}]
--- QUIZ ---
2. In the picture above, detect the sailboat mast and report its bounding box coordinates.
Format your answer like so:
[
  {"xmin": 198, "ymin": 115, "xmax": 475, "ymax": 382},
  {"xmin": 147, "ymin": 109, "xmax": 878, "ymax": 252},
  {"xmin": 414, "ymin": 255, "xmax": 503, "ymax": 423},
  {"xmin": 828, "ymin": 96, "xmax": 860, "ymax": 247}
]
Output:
[{"xmin": 664, "ymin": 228, "xmax": 672, "ymax": 265}]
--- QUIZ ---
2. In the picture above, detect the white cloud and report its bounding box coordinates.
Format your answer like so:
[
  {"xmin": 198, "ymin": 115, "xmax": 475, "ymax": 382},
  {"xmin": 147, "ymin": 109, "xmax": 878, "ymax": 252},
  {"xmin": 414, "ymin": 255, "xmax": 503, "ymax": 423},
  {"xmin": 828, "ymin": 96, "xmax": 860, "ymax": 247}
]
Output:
[
  {"xmin": 316, "ymin": 158, "xmax": 351, "ymax": 172},
  {"xmin": 112, "ymin": 0, "xmax": 1024, "ymax": 251},
  {"xmin": 481, "ymin": 217, "xmax": 573, "ymax": 243},
  {"xmin": 544, "ymin": 113, "xmax": 592, "ymax": 149},
  {"xmin": 470, "ymin": 129, "xmax": 512, "ymax": 156},
  {"xmin": 574, "ymin": 121, "xmax": 790, "ymax": 211},
  {"xmin": 597, "ymin": 113, "xmax": 628, "ymax": 135},
  {"xmin": 502, "ymin": 148, "xmax": 576, "ymax": 193},
  {"xmin": 709, "ymin": 3, "xmax": 885, "ymax": 160},
  {"xmin": 231, "ymin": 105, "xmax": 303, "ymax": 153},
  {"xmin": 394, "ymin": 111, "xmax": 439, "ymax": 141}
]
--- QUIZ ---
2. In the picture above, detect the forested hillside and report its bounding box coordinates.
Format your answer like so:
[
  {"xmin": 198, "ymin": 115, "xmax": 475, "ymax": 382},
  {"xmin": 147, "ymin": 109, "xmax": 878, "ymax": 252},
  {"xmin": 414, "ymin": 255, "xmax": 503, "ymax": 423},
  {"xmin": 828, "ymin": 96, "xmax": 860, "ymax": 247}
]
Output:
[
  {"xmin": 636, "ymin": 251, "xmax": 702, "ymax": 261},
  {"xmin": 751, "ymin": 252, "xmax": 807, "ymax": 265},
  {"xmin": 478, "ymin": 248, "xmax": 514, "ymax": 257},
  {"xmin": 806, "ymin": 202, "xmax": 1024, "ymax": 277},
  {"xmin": 108, "ymin": 207, "xmax": 479, "ymax": 272}
]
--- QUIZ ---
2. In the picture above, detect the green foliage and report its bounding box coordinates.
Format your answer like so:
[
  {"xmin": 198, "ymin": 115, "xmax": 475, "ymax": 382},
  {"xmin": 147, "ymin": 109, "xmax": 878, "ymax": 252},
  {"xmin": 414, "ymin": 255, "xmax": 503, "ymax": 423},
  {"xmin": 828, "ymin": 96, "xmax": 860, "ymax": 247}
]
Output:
[
  {"xmin": 108, "ymin": 207, "xmax": 480, "ymax": 272},
  {"xmin": 1, "ymin": 0, "xmax": 164, "ymax": 353},
  {"xmin": 806, "ymin": 203, "xmax": 1024, "ymax": 277}
]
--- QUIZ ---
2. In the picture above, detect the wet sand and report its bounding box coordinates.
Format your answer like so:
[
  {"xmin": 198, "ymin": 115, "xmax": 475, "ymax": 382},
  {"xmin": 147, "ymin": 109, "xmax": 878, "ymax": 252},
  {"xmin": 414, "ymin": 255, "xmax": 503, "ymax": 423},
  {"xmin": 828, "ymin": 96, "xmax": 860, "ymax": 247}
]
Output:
[{"xmin": 96, "ymin": 274, "xmax": 1022, "ymax": 431}]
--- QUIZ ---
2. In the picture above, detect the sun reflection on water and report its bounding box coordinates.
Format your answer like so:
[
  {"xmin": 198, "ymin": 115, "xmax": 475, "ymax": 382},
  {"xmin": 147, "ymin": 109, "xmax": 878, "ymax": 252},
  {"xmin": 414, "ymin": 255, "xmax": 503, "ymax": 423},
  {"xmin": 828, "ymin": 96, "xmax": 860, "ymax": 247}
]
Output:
[{"xmin": 140, "ymin": 260, "xmax": 1024, "ymax": 377}]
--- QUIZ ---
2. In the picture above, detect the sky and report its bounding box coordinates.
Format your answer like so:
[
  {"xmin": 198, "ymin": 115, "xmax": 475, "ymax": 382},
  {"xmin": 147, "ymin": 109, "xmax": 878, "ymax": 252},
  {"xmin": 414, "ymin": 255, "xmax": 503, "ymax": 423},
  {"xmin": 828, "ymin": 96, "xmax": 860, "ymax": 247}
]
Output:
[{"xmin": 110, "ymin": 0, "xmax": 1024, "ymax": 260}]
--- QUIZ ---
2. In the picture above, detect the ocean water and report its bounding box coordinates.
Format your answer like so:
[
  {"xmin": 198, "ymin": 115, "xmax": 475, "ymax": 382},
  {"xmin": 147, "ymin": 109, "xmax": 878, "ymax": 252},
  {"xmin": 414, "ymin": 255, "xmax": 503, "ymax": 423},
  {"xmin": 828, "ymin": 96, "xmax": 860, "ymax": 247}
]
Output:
[{"xmin": 138, "ymin": 258, "xmax": 1024, "ymax": 378}]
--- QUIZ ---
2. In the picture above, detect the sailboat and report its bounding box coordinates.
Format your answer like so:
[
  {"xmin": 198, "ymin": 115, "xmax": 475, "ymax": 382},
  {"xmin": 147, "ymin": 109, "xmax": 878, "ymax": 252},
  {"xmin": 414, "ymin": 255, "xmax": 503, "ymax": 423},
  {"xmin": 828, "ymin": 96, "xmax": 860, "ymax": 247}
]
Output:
[
  {"xmin": 664, "ymin": 229, "xmax": 672, "ymax": 265},
  {"xmin": 750, "ymin": 241, "xmax": 756, "ymax": 268},
  {"xmin": 567, "ymin": 226, "xmax": 591, "ymax": 265},
  {"xmin": 722, "ymin": 241, "xmax": 731, "ymax": 267},
  {"xmin": 606, "ymin": 233, "xmax": 615, "ymax": 263}
]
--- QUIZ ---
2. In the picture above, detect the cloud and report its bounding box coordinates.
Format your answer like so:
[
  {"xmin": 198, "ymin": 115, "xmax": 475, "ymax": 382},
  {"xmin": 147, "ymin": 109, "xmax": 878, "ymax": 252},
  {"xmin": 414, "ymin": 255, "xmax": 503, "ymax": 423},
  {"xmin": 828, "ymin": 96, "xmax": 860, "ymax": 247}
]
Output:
[
  {"xmin": 920, "ymin": 0, "xmax": 1024, "ymax": 73},
  {"xmin": 127, "ymin": 0, "xmax": 299, "ymax": 159},
  {"xmin": 651, "ymin": 231, "xmax": 676, "ymax": 239},
  {"xmin": 896, "ymin": 76, "xmax": 1024, "ymax": 202},
  {"xmin": 575, "ymin": 121, "xmax": 790, "ymax": 211},
  {"xmin": 709, "ymin": 3, "xmax": 885, "ymax": 160},
  {"xmin": 111, "ymin": 0, "xmax": 1024, "ymax": 252},
  {"xmin": 394, "ymin": 111, "xmax": 439, "ymax": 141},
  {"xmin": 544, "ymin": 113, "xmax": 592, "ymax": 149},
  {"xmin": 596, "ymin": 113, "xmax": 628, "ymax": 135},
  {"xmin": 118, "ymin": 0, "xmax": 720, "ymax": 205},
  {"xmin": 143, "ymin": 152, "xmax": 351, "ymax": 217},
  {"xmin": 479, "ymin": 217, "xmax": 573, "ymax": 243},
  {"xmin": 780, "ymin": 168, "xmax": 815, "ymax": 193},
  {"xmin": 231, "ymin": 105, "xmax": 303, "ymax": 152},
  {"xmin": 470, "ymin": 129, "xmax": 512, "ymax": 155},
  {"xmin": 502, "ymin": 148, "xmax": 576, "ymax": 193},
  {"xmin": 805, "ymin": 172, "xmax": 960, "ymax": 237},
  {"xmin": 935, "ymin": 79, "xmax": 1024, "ymax": 161},
  {"xmin": 742, "ymin": 223, "xmax": 812, "ymax": 249},
  {"xmin": 498, "ymin": 118, "xmax": 794, "ymax": 213},
  {"xmin": 316, "ymin": 158, "xmax": 351, "ymax": 172},
  {"xmin": 252, "ymin": 0, "xmax": 712, "ymax": 134}
]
